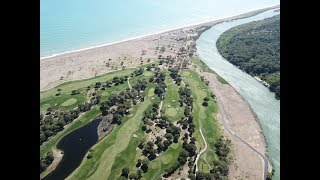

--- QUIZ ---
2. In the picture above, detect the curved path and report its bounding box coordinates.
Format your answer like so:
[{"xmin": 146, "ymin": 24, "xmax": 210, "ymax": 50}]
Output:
[
  {"xmin": 195, "ymin": 129, "xmax": 208, "ymax": 172},
  {"xmin": 215, "ymin": 95, "xmax": 268, "ymax": 180}
]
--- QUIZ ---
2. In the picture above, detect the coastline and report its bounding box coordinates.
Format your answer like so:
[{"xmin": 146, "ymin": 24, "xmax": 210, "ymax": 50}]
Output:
[
  {"xmin": 40, "ymin": 5, "xmax": 278, "ymax": 179},
  {"xmin": 40, "ymin": 4, "xmax": 279, "ymax": 60},
  {"xmin": 40, "ymin": 4, "xmax": 279, "ymax": 91}
]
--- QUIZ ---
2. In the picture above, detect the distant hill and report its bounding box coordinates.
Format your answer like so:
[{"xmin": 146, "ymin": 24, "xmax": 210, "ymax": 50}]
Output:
[{"xmin": 216, "ymin": 15, "xmax": 280, "ymax": 99}]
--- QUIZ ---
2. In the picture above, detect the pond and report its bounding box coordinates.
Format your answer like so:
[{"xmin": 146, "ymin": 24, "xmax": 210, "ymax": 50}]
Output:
[{"xmin": 43, "ymin": 118, "xmax": 101, "ymax": 180}]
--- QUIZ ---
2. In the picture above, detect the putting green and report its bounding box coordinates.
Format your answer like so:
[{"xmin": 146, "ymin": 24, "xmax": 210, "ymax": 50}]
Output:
[
  {"xmin": 165, "ymin": 108, "xmax": 177, "ymax": 117},
  {"xmin": 148, "ymin": 88, "xmax": 155, "ymax": 97},
  {"xmin": 61, "ymin": 98, "xmax": 77, "ymax": 106},
  {"xmin": 170, "ymin": 143, "xmax": 179, "ymax": 149},
  {"xmin": 101, "ymin": 92, "xmax": 108, "ymax": 96},
  {"xmin": 144, "ymin": 71, "xmax": 153, "ymax": 77},
  {"xmin": 150, "ymin": 160, "xmax": 161, "ymax": 169},
  {"xmin": 182, "ymin": 71, "xmax": 190, "ymax": 76},
  {"xmin": 161, "ymin": 154, "xmax": 173, "ymax": 164}
]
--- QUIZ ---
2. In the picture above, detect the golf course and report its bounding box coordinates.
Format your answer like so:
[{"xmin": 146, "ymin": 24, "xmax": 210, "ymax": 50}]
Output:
[{"xmin": 40, "ymin": 59, "xmax": 231, "ymax": 180}]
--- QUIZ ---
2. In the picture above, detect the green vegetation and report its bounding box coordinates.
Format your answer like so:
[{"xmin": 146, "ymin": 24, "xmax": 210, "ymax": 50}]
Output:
[
  {"xmin": 192, "ymin": 57, "xmax": 228, "ymax": 84},
  {"xmin": 41, "ymin": 60, "xmax": 230, "ymax": 179},
  {"xmin": 216, "ymin": 15, "xmax": 280, "ymax": 99},
  {"xmin": 182, "ymin": 70, "xmax": 230, "ymax": 178}
]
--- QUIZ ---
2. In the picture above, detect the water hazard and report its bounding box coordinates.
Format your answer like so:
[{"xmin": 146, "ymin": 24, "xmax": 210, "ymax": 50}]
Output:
[
  {"xmin": 196, "ymin": 8, "xmax": 280, "ymax": 179},
  {"xmin": 43, "ymin": 118, "xmax": 101, "ymax": 180}
]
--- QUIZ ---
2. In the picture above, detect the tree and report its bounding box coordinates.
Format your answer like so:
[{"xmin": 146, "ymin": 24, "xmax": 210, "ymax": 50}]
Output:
[
  {"xmin": 202, "ymin": 101, "xmax": 208, "ymax": 107},
  {"xmin": 203, "ymin": 97, "xmax": 209, "ymax": 102},
  {"xmin": 121, "ymin": 167, "xmax": 130, "ymax": 177}
]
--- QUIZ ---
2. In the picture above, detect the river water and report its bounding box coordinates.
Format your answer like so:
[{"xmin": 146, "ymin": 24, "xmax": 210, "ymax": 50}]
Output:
[
  {"xmin": 43, "ymin": 118, "xmax": 101, "ymax": 180},
  {"xmin": 196, "ymin": 8, "xmax": 280, "ymax": 179}
]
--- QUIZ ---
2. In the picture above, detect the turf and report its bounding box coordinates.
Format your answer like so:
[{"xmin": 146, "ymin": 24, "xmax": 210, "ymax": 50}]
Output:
[
  {"xmin": 61, "ymin": 98, "xmax": 78, "ymax": 106},
  {"xmin": 142, "ymin": 142, "xmax": 183, "ymax": 180},
  {"xmin": 67, "ymin": 92, "xmax": 152, "ymax": 180},
  {"xmin": 181, "ymin": 69, "xmax": 220, "ymax": 173}
]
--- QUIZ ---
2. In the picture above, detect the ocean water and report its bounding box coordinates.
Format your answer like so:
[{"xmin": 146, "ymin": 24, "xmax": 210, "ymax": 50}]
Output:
[
  {"xmin": 40, "ymin": 0, "xmax": 279, "ymax": 58},
  {"xmin": 196, "ymin": 9, "xmax": 280, "ymax": 179}
]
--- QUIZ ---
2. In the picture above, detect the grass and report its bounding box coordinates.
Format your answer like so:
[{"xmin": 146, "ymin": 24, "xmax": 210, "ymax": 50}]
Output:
[
  {"xmin": 148, "ymin": 88, "xmax": 155, "ymax": 97},
  {"xmin": 181, "ymin": 69, "xmax": 221, "ymax": 173},
  {"xmin": 162, "ymin": 80, "xmax": 183, "ymax": 121},
  {"xmin": 67, "ymin": 90, "xmax": 152, "ymax": 180},
  {"xmin": 61, "ymin": 98, "xmax": 78, "ymax": 106},
  {"xmin": 142, "ymin": 142, "xmax": 183, "ymax": 180},
  {"xmin": 165, "ymin": 108, "xmax": 178, "ymax": 117},
  {"xmin": 108, "ymin": 125, "xmax": 146, "ymax": 180},
  {"xmin": 144, "ymin": 71, "xmax": 154, "ymax": 77},
  {"xmin": 40, "ymin": 107, "xmax": 100, "ymax": 158},
  {"xmin": 191, "ymin": 56, "xmax": 229, "ymax": 85}
]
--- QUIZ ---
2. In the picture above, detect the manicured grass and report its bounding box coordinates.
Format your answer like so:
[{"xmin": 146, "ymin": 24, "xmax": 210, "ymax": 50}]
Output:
[
  {"xmin": 100, "ymin": 92, "xmax": 108, "ymax": 96},
  {"xmin": 142, "ymin": 142, "xmax": 183, "ymax": 180},
  {"xmin": 165, "ymin": 108, "xmax": 177, "ymax": 117},
  {"xmin": 61, "ymin": 98, "xmax": 78, "ymax": 106},
  {"xmin": 144, "ymin": 71, "xmax": 154, "ymax": 77},
  {"xmin": 148, "ymin": 88, "xmax": 155, "ymax": 97},
  {"xmin": 108, "ymin": 126, "xmax": 146, "ymax": 180},
  {"xmin": 67, "ymin": 93, "xmax": 152, "ymax": 180},
  {"xmin": 181, "ymin": 69, "xmax": 220, "ymax": 173},
  {"xmin": 162, "ymin": 81, "xmax": 183, "ymax": 121}
]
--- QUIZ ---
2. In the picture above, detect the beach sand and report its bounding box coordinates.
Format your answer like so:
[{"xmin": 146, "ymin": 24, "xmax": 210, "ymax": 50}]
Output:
[
  {"xmin": 40, "ymin": 4, "xmax": 279, "ymax": 91},
  {"xmin": 40, "ymin": 4, "xmax": 279, "ymax": 179}
]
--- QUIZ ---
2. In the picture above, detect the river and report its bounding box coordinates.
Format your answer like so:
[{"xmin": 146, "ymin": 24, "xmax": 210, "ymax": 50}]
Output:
[
  {"xmin": 43, "ymin": 118, "xmax": 101, "ymax": 180},
  {"xmin": 196, "ymin": 8, "xmax": 280, "ymax": 179}
]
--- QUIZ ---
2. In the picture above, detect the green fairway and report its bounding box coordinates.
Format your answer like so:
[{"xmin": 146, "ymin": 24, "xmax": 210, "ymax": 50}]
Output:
[
  {"xmin": 142, "ymin": 142, "xmax": 183, "ymax": 180},
  {"xmin": 162, "ymin": 81, "xmax": 183, "ymax": 121},
  {"xmin": 181, "ymin": 69, "xmax": 220, "ymax": 173},
  {"xmin": 61, "ymin": 98, "xmax": 78, "ymax": 106},
  {"xmin": 67, "ymin": 94, "xmax": 152, "ymax": 180},
  {"xmin": 144, "ymin": 71, "xmax": 153, "ymax": 77},
  {"xmin": 100, "ymin": 92, "xmax": 108, "ymax": 96},
  {"xmin": 148, "ymin": 88, "xmax": 155, "ymax": 97},
  {"xmin": 108, "ymin": 127, "xmax": 146, "ymax": 180},
  {"xmin": 165, "ymin": 108, "xmax": 177, "ymax": 117}
]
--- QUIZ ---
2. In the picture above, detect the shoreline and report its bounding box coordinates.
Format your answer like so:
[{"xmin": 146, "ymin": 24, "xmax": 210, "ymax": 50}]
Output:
[{"xmin": 40, "ymin": 4, "xmax": 279, "ymax": 60}]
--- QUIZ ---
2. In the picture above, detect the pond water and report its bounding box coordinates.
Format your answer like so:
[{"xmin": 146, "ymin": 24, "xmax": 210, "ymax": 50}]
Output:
[{"xmin": 43, "ymin": 118, "xmax": 101, "ymax": 180}]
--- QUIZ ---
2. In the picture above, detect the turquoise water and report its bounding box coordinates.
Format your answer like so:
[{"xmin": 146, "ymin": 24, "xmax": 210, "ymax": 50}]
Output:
[
  {"xmin": 40, "ymin": 0, "xmax": 279, "ymax": 58},
  {"xmin": 196, "ymin": 9, "xmax": 280, "ymax": 179}
]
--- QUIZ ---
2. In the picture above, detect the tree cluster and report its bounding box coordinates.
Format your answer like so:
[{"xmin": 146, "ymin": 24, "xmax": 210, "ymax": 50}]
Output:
[{"xmin": 216, "ymin": 15, "xmax": 280, "ymax": 99}]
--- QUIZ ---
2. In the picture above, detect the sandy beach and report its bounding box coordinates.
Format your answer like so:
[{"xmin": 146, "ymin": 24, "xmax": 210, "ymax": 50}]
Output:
[
  {"xmin": 40, "ymin": 4, "xmax": 279, "ymax": 179},
  {"xmin": 40, "ymin": 4, "xmax": 279, "ymax": 91}
]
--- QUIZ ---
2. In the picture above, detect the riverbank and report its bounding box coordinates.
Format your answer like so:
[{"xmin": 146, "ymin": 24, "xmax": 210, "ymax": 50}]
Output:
[
  {"xmin": 40, "ymin": 4, "xmax": 279, "ymax": 91},
  {"xmin": 191, "ymin": 62, "xmax": 268, "ymax": 179}
]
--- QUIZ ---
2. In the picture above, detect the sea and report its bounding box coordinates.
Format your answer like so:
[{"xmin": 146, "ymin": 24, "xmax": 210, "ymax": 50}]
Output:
[{"xmin": 40, "ymin": 0, "xmax": 279, "ymax": 58}]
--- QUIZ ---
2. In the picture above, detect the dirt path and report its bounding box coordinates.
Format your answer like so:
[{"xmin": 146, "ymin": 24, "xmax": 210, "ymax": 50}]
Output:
[
  {"xmin": 215, "ymin": 94, "xmax": 268, "ymax": 180},
  {"xmin": 195, "ymin": 129, "xmax": 208, "ymax": 172},
  {"xmin": 194, "ymin": 67, "xmax": 267, "ymax": 180},
  {"xmin": 158, "ymin": 100, "xmax": 163, "ymax": 117}
]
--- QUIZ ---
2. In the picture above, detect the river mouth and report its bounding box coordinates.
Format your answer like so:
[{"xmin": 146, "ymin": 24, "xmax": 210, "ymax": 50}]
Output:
[
  {"xmin": 196, "ymin": 8, "xmax": 280, "ymax": 180},
  {"xmin": 43, "ymin": 118, "xmax": 101, "ymax": 180}
]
